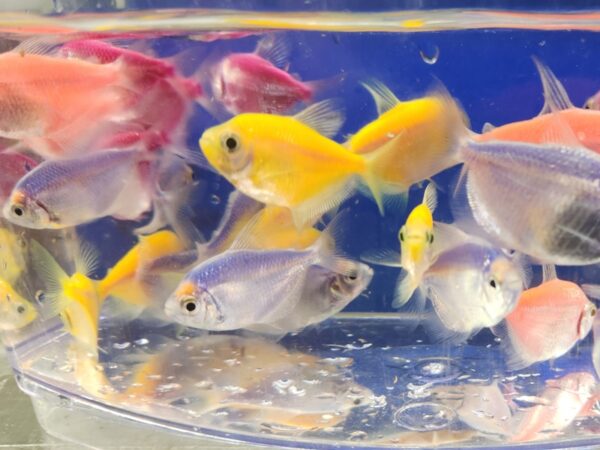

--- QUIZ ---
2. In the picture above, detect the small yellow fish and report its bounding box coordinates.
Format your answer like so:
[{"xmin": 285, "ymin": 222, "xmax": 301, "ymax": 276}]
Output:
[
  {"xmin": 0, "ymin": 279, "xmax": 37, "ymax": 331},
  {"xmin": 397, "ymin": 183, "xmax": 438, "ymax": 302},
  {"xmin": 199, "ymin": 100, "xmax": 393, "ymax": 228},
  {"xmin": 30, "ymin": 239, "xmax": 101, "ymax": 353},
  {"xmin": 98, "ymin": 230, "xmax": 187, "ymax": 307},
  {"xmin": 346, "ymin": 80, "xmax": 468, "ymax": 193}
]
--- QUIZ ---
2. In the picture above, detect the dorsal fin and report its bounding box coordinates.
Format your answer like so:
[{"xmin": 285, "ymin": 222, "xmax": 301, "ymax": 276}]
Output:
[
  {"xmin": 293, "ymin": 99, "xmax": 345, "ymax": 139},
  {"xmin": 542, "ymin": 264, "xmax": 558, "ymax": 282},
  {"xmin": 533, "ymin": 57, "xmax": 574, "ymax": 114},
  {"xmin": 422, "ymin": 182, "xmax": 438, "ymax": 213},
  {"xmin": 254, "ymin": 34, "xmax": 290, "ymax": 70},
  {"xmin": 482, "ymin": 122, "xmax": 496, "ymax": 133},
  {"xmin": 360, "ymin": 78, "xmax": 400, "ymax": 115}
]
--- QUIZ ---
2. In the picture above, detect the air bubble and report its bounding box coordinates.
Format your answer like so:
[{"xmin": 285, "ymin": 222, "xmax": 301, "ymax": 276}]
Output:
[
  {"xmin": 394, "ymin": 402, "xmax": 456, "ymax": 431},
  {"xmin": 410, "ymin": 358, "xmax": 463, "ymax": 383},
  {"xmin": 419, "ymin": 44, "xmax": 440, "ymax": 65}
]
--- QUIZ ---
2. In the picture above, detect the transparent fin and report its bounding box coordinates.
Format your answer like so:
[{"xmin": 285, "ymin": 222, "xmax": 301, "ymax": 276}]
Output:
[
  {"xmin": 581, "ymin": 284, "xmax": 600, "ymax": 300},
  {"xmin": 254, "ymin": 34, "xmax": 290, "ymax": 70},
  {"xmin": 532, "ymin": 57, "xmax": 574, "ymax": 114},
  {"xmin": 542, "ymin": 264, "xmax": 558, "ymax": 283},
  {"xmin": 73, "ymin": 240, "xmax": 101, "ymax": 278},
  {"xmin": 482, "ymin": 122, "xmax": 496, "ymax": 133},
  {"xmin": 291, "ymin": 178, "xmax": 354, "ymax": 230},
  {"xmin": 360, "ymin": 78, "xmax": 399, "ymax": 115},
  {"xmin": 392, "ymin": 271, "xmax": 419, "ymax": 308},
  {"xmin": 29, "ymin": 240, "xmax": 68, "ymax": 317},
  {"xmin": 422, "ymin": 182, "xmax": 438, "ymax": 213},
  {"xmin": 361, "ymin": 248, "xmax": 402, "ymax": 268},
  {"xmin": 492, "ymin": 320, "xmax": 536, "ymax": 370},
  {"xmin": 293, "ymin": 99, "xmax": 345, "ymax": 139}
]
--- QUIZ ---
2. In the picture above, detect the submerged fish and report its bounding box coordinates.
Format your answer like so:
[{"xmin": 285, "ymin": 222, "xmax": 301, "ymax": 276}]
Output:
[
  {"xmin": 494, "ymin": 265, "xmax": 596, "ymax": 369},
  {"xmin": 346, "ymin": 80, "xmax": 467, "ymax": 193},
  {"xmin": 4, "ymin": 149, "xmax": 152, "ymax": 229},
  {"xmin": 121, "ymin": 334, "xmax": 373, "ymax": 430},
  {"xmin": 456, "ymin": 138, "xmax": 600, "ymax": 265},
  {"xmin": 4, "ymin": 149, "xmax": 196, "ymax": 232},
  {"xmin": 478, "ymin": 59, "xmax": 600, "ymax": 153},
  {"xmin": 164, "ymin": 216, "xmax": 369, "ymax": 331},
  {"xmin": 206, "ymin": 35, "xmax": 321, "ymax": 115},
  {"xmin": 417, "ymin": 232, "xmax": 528, "ymax": 342},
  {"xmin": 510, "ymin": 372, "xmax": 596, "ymax": 443},
  {"xmin": 98, "ymin": 230, "xmax": 189, "ymax": 311},
  {"xmin": 0, "ymin": 43, "xmax": 142, "ymax": 158},
  {"xmin": 29, "ymin": 239, "xmax": 102, "ymax": 352},
  {"xmin": 200, "ymin": 100, "xmax": 394, "ymax": 228},
  {"xmin": 0, "ymin": 279, "xmax": 37, "ymax": 331}
]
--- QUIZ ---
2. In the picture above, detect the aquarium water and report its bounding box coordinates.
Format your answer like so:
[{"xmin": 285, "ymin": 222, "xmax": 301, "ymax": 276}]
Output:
[{"xmin": 2, "ymin": 2, "xmax": 600, "ymax": 449}]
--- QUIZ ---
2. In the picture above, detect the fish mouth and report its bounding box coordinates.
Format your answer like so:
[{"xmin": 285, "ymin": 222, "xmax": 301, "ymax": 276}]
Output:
[{"xmin": 198, "ymin": 132, "xmax": 221, "ymax": 169}]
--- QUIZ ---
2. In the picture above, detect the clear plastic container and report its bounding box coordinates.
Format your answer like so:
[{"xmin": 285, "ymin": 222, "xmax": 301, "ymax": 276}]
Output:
[{"xmin": 2, "ymin": 2, "xmax": 600, "ymax": 448}]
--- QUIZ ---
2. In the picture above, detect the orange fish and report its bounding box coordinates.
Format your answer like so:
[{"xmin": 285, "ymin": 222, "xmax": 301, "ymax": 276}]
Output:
[
  {"xmin": 495, "ymin": 265, "xmax": 596, "ymax": 369},
  {"xmin": 0, "ymin": 42, "xmax": 140, "ymax": 158},
  {"xmin": 477, "ymin": 59, "xmax": 600, "ymax": 152}
]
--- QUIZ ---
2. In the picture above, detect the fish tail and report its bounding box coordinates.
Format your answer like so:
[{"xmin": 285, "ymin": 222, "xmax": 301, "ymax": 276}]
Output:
[{"xmin": 361, "ymin": 141, "xmax": 402, "ymax": 215}]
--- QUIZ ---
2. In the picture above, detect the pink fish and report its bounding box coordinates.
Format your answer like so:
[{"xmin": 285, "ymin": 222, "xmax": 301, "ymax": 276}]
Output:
[
  {"xmin": 206, "ymin": 35, "xmax": 322, "ymax": 115},
  {"xmin": 56, "ymin": 39, "xmax": 202, "ymax": 151},
  {"xmin": 511, "ymin": 372, "xmax": 596, "ymax": 442},
  {"xmin": 495, "ymin": 265, "xmax": 596, "ymax": 369},
  {"xmin": 59, "ymin": 39, "xmax": 175, "ymax": 85}
]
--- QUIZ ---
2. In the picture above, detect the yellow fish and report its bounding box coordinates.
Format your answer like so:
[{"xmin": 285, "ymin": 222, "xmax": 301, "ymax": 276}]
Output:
[
  {"xmin": 346, "ymin": 80, "xmax": 468, "ymax": 193},
  {"xmin": 0, "ymin": 279, "xmax": 37, "ymax": 331},
  {"xmin": 396, "ymin": 183, "xmax": 439, "ymax": 306},
  {"xmin": 199, "ymin": 100, "xmax": 393, "ymax": 228},
  {"xmin": 30, "ymin": 239, "xmax": 101, "ymax": 353},
  {"xmin": 98, "ymin": 230, "xmax": 187, "ymax": 307},
  {"xmin": 231, "ymin": 205, "xmax": 321, "ymax": 250}
]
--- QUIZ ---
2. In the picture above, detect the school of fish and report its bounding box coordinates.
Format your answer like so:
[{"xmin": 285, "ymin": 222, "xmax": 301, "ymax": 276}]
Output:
[{"xmin": 1, "ymin": 34, "xmax": 600, "ymax": 444}]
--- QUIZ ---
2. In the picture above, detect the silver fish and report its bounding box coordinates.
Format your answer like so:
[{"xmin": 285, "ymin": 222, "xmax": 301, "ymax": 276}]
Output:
[
  {"xmin": 4, "ymin": 149, "xmax": 151, "ymax": 229},
  {"xmin": 164, "ymin": 224, "xmax": 366, "ymax": 331},
  {"xmin": 457, "ymin": 138, "xmax": 600, "ymax": 265},
  {"xmin": 420, "ymin": 240, "xmax": 527, "ymax": 342}
]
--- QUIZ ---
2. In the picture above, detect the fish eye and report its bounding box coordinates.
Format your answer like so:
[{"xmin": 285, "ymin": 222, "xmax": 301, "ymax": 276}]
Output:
[
  {"xmin": 222, "ymin": 133, "xmax": 240, "ymax": 154},
  {"xmin": 428, "ymin": 233, "xmax": 434, "ymax": 244},
  {"xmin": 181, "ymin": 297, "xmax": 199, "ymax": 315},
  {"xmin": 12, "ymin": 205, "xmax": 24, "ymax": 217},
  {"xmin": 591, "ymin": 307, "xmax": 597, "ymax": 317},
  {"xmin": 489, "ymin": 279, "xmax": 498, "ymax": 289},
  {"xmin": 343, "ymin": 271, "xmax": 358, "ymax": 283},
  {"xmin": 584, "ymin": 101, "xmax": 592, "ymax": 109},
  {"xmin": 399, "ymin": 230, "xmax": 405, "ymax": 242},
  {"xmin": 16, "ymin": 305, "xmax": 25, "ymax": 314}
]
